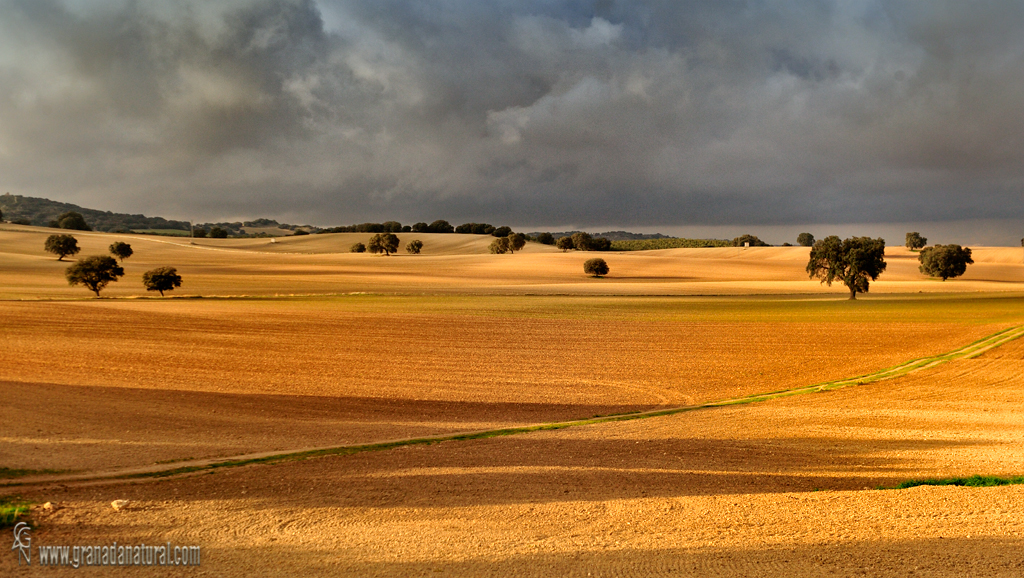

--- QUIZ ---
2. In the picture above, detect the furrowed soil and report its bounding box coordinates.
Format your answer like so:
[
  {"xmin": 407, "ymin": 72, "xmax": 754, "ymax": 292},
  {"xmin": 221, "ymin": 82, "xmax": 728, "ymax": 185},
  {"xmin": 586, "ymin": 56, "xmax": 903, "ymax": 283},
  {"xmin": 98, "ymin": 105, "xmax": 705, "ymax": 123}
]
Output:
[
  {"xmin": 2, "ymin": 296, "xmax": 1019, "ymax": 472},
  {"xmin": 5, "ymin": 335, "xmax": 1024, "ymax": 576},
  {"xmin": 3, "ymin": 226, "xmax": 1024, "ymax": 576}
]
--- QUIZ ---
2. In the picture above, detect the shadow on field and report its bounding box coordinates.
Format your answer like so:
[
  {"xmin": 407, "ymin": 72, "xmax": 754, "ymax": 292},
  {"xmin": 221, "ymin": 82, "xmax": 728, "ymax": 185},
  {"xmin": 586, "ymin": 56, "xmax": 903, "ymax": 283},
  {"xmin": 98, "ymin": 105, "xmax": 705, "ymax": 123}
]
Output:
[
  {"xmin": 67, "ymin": 429, "xmax": 1009, "ymax": 509},
  {"xmin": 0, "ymin": 380, "xmax": 653, "ymax": 472},
  {"xmin": 234, "ymin": 434, "xmax": 998, "ymax": 507}
]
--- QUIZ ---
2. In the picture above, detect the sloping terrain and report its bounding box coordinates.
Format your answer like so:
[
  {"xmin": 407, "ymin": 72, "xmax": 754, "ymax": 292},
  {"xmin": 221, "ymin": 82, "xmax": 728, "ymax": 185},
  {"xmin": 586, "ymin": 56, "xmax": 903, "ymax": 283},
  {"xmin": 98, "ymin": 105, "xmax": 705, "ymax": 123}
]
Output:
[
  {"xmin": 3, "ymin": 226, "xmax": 1024, "ymax": 576},
  {"xmin": 1, "ymin": 226, "xmax": 1022, "ymax": 298}
]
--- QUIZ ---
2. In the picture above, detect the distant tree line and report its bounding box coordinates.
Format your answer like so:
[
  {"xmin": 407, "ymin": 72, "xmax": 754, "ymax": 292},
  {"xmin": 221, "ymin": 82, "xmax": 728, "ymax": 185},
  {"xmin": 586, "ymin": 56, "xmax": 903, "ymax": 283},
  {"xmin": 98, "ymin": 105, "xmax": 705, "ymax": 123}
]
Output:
[
  {"xmin": 318, "ymin": 220, "xmax": 521, "ymax": 237},
  {"xmin": 611, "ymin": 238, "xmax": 731, "ymax": 250}
]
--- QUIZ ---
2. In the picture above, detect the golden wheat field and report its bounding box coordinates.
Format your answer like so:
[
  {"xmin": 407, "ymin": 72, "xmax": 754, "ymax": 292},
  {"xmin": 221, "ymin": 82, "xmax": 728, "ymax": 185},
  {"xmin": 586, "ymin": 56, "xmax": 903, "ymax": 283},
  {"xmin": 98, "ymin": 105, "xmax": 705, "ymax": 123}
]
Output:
[{"xmin": 2, "ymin": 225, "xmax": 1024, "ymax": 576}]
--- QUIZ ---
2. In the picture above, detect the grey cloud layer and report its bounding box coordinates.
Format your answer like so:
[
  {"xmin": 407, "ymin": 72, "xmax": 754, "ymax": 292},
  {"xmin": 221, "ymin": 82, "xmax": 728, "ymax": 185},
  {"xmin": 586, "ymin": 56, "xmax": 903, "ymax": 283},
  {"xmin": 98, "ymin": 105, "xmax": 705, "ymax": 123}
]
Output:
[{"xmin": 1, "ymin": 0, "xmax": 1023, "ymax": 226}]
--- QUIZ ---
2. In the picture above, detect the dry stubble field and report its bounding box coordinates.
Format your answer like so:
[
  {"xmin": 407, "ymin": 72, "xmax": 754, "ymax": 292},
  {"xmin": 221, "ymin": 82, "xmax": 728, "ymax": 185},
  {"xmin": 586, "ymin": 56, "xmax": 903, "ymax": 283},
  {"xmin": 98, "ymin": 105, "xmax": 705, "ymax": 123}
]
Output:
[{"xmin": 2, "ymin": 225, "xmax": 1024, "ymax": 576}]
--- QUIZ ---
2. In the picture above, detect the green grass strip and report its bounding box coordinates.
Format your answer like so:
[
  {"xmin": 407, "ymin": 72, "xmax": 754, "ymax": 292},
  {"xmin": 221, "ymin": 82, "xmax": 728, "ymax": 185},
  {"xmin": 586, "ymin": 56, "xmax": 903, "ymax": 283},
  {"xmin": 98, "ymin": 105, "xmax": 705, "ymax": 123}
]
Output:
[
  {"xmin": 887, "ymin": 475, "xmax": 1024, "ymax": 490},
  {"xmin": 4, "ymin": 324, "xmax": 1022, "ymax": 487},
  {"xmin": 0, "ymin": 497, "xmax": 30, "ymax": 529},
  {"xmin": 0, "ymin": 467, "xmax": 67, "ymax": 479},
  {"xmin": 610, "ymin": 238, "xmax": 731, "ymax": 251}
]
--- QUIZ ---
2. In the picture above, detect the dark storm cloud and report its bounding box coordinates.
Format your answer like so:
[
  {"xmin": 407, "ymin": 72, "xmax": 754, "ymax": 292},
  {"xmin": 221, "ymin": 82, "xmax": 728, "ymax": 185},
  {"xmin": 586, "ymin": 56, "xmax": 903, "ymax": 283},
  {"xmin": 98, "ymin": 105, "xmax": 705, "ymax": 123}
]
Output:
[{"xmin": 1, "ymin": 0, "xmax": 1023, "ymax": 228}]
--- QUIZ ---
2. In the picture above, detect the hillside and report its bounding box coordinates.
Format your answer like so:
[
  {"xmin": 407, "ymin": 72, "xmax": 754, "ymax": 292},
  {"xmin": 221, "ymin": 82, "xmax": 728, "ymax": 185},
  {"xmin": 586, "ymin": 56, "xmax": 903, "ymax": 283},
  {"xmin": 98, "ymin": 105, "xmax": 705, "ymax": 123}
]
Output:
[
  {"xmin": 1, "ymin": 225, "xmax": 1022, "ymax": 299},
  {"xmin": 0, "ymin": 193, "xmax": 191, "ymax": 233}
]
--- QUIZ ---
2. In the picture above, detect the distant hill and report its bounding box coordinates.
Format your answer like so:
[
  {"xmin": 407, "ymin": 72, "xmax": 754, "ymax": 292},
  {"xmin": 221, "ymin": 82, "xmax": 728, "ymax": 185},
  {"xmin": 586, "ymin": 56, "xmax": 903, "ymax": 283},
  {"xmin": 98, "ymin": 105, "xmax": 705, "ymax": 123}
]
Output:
[
  {"xmin": 0, "ymin": 193, "xmax": 731, "ymax": 244},
  {"xmin": 0, "ymin": 194, "xmax": 318, "ymax": 237},
  {"xmin": 0, "ymin": 193, "xmax": 191, "ymax": 233}
]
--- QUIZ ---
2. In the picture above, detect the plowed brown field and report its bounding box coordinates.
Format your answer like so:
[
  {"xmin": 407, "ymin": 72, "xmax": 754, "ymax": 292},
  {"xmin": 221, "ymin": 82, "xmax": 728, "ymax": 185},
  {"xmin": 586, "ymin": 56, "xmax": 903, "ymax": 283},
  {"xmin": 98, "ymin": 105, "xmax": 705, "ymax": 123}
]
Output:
[
  {"xmin": 2, "ymin": 296, "xmax": 1018, "ymax": 472},
  {"xmin": 5, "ymin": 336, "xmax": 1023, "ymax": 577},
  {"xmin": 3, "ymin": 226, "xmax": 1024, "ymax": 576}
]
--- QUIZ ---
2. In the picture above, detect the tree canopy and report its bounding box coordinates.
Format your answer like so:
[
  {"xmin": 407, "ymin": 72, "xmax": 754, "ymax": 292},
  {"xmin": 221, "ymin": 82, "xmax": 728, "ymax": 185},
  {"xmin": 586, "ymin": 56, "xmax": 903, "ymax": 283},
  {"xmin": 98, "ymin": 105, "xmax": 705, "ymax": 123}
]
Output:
[
  {"xmin": 65, "ymin": 255, "xmax": 124, "ymax": 296},
  {"xmin": 507, "ymin": 232, "xmax": 526, "ymax": 253},
  {"xmin": 806, "ymin": 236, "xmax": 887, "ymax": 300},
  {"xmin": 456, "ymin": 222, "xmax": 496, "ymax": 235},
  {"xmin": 50, "ymin": 211, "xmax": 92, "ymax": 231},
  {"xmin": 406, "ymin": 239, "xmax": 424, "ymax": 254},
  {"xmin": 44, "ymin": 234, "xmax": 80, "ymax": 261},
  {"xmin": 142, "ymin": 266, "xmax": 182, "ymax": 296},
  {"xmin": 368, "ymin": 232, "xmax": 400, "ymax": 255},
  {"xmin": 732, "ymin": 234, "xmax": 768, "ymax": 247},
  {"xmin": 584, "ymin": 258, "xmax": 609, "ymax": 277},
  {"xmin": 428, "ymin": 220, "xmax": 454, "ymax": 233},
  {"xmin": 489, "ymin": 237, "xmax": 510, "ymax": 254},
  {"xmin": 350, "ymin": 242, "xmax": 366, "ymax": 253},
  {"xmin": 535, "ymin": 232, "xmax": 555, "ymax": 245},
  {"xmin": 905, "ymin": 232, "xmax": 927, "ymax": 250},
  {"xmin": 571, "ymin": 232, "xmax": 593, "ymax": 251},
  {"xmin": 109, "ymin": 241, "xmax": 133, "ymax": 262},
  {"xmin": 918, "ymin": 244, "xmax": 974, "ymax": 281},
  {"xmin": 555, "ymin": 236, "xmax": 574, "ymax": 252},
  {"xmin": 796, "ymin": 232, "xmax": 815, "ymax": 247}
]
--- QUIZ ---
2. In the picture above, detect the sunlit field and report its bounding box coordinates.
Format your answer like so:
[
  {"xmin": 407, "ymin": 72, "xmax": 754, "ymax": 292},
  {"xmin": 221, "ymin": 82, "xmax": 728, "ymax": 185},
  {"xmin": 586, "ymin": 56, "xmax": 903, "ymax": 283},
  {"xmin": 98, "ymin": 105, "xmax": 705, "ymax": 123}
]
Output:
[{"xmin": 2, "ymin": 225, "xmax": 1023, "ymax": 576}]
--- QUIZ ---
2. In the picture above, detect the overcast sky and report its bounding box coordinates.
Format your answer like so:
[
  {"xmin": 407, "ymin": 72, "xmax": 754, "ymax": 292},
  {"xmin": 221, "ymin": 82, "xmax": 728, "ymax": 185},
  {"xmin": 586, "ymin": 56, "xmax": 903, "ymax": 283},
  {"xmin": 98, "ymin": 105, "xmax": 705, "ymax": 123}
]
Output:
[{"xmin": 1, "ymin": 0, "xmax": 1023, "ymax": 242}]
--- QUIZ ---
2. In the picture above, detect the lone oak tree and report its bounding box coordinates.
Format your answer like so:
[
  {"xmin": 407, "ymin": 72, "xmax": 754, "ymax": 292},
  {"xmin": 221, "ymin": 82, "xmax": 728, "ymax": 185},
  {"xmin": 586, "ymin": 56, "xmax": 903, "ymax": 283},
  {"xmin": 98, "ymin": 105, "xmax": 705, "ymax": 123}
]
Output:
[
  {"xmin": 44, "ymin": 234, "xmax": 80, "ymax": 261},
  {"xmin": 109, "ymin": 241, "xmax": 133, "ymax": 262},
  {"xmin": 406, "ymin": 239, "xmax": 423, "ymax": 254},
  {"xmin": 368, "ymin": 233, "xmax": 400, "ymax": 256},
  {"xmin": 555, "ymin": 236, "xmax": 574, "ymax": 252},
  {"xmin": 905, "ymin": 232, "xmax": 927, "ymax": 250},
  {"xmin": 918, "ymin": 244, "xmax": 974, "ymax": 281},
  {"xmin": 65, "ymin": 255, "xmax": 124, "ymax": 296},
  {"xmin": 584, "ymin": 257, "xmax": 609, "ymax": 277},
  {"xmin": 806, "ymin": 236, "xmax": 887, "ymax": 300},
  {"xmin": 142, "ymin": 266, "xmax": 183, "ymax": 296}
]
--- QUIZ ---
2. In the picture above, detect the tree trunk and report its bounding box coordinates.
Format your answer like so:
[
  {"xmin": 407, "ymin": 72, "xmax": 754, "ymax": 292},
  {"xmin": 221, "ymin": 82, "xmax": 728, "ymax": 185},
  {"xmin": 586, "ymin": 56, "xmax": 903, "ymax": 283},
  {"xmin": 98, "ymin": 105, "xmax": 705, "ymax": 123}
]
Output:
[
  {"xmin": 159, "ymin": 290, "xmax": 164, "ymax": 296},
  {"xmin": 848, "ymin": 286, "xmax": 857, "ymax": 300}
]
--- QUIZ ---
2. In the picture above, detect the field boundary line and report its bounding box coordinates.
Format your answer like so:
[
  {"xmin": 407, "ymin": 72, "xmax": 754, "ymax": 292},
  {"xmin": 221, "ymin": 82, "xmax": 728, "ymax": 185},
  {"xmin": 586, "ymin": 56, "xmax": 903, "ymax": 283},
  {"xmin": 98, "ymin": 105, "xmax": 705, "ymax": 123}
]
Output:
[{"xmin": 4, "ymin": 324, "xmax": 1022, "ymax": 488}]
